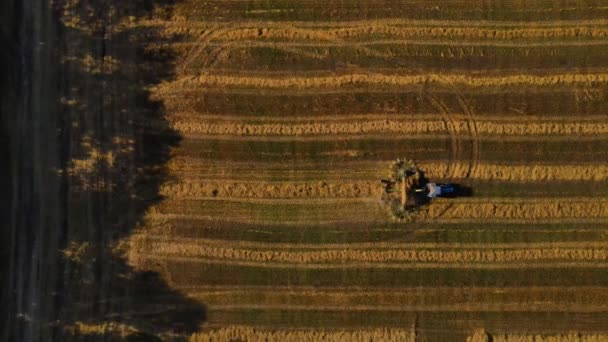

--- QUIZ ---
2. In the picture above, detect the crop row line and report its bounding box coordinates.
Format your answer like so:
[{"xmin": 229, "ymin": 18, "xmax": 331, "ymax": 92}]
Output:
[
  {"xmin": 141, "ymin": 235, "xmax": 608, "ymax": 250},
  {"xmin": 159, "ymin": 180, "xmax": 381, "ymax": 199},
  {"xmin": 166, "ymin": 158, "xmax": 608, "ymax": 182},
  {"xmin": 169, "ymin": 117, "xmax": 608, "ymax": 137},
  {"xmin": 168, "ymin": 113, "xmax": 608, "ymax": 123},
  {"xmin": 134, "ymin": 239, "xmax": 608, "ymax": 264},
  {"xmin": 158, "ymin": 72, "xmax": 608, "ymax": 91},
  {"xmin": 188, "ymin": 326, "xmax": 414, "ymax": 342},
  {"xmin": 160, "ymin": 25, "xmax": 608, "ymax": 43},
  {"xmin": 142, "ymin": 18, "xmax": 608, "ymax": 29},
  {"xmin": 202, "ymin": 303, "xmax": 608, "ymax": 313},
  {"xmin": 142, "ymin": 255, "xmax": 608, "ymax": 270}
]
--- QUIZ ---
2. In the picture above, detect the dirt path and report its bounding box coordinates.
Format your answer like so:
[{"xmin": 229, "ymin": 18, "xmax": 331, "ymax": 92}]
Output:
[{"xmin": 2, "ymin": 1, "xmax": 65, "ymax": 340}]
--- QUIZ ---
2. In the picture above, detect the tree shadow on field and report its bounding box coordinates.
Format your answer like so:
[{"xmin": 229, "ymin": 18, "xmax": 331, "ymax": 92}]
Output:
[
  {"xmin": 2, "ymin": 0, "xmax": 206, "ymax": 341},
  {"xmin": 53, "ymin": 0, "xmax": 207, "ymax": 340}
]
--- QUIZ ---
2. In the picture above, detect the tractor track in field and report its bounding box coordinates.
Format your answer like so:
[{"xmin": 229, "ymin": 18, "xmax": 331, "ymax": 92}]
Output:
[
  {"xmin": 457, "ymin": 92, "xmax": 479, "ymax": 179},
  {"xmin": 422, "ymin": 92, "xmax": 459, "ymax": 179},
  {"xmin": 178, "ymin": 26, "xmax": 220, "ymax": 74},
  {"xmin": 420, "ymin": 83, "xmax": 477, "ymax": 220}
]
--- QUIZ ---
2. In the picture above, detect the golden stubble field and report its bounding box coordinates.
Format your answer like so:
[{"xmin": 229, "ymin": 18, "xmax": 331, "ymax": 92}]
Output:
[{"xmin": 34, "ymin": 0, "xmax": 608, "ymax": 341}]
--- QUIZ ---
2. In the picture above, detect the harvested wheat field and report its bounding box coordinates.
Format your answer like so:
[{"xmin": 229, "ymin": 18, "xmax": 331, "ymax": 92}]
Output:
[{"xmin": 4, "ymin": 0, "xmax": 608, "ymax": 341}]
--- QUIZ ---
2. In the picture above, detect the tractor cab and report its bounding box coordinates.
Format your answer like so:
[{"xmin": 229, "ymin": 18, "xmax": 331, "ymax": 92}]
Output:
[{"xmin": 423, "ymin": 183, "xmax": 458, "ymax": 198}]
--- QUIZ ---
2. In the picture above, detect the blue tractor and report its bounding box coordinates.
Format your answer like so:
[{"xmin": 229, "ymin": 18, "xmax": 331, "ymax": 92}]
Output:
[{"xmin": 416, "ymin": 183, "xmax": 460, "ymax": 198}]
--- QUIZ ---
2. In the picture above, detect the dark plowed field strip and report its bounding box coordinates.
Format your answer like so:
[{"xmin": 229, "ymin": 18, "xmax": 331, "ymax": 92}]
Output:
[
  {"xmin": 156, "ymin": 261, "xmax": 608, "ymax": 287},
  {"xmin": 175, "ymin": 1, "xmax": 608, "ymax": 22},
  {"xmin": 147, "ymin": 219, "xmax": 608, "ymax": 244},
  {"xmin": 182, "ymin": 285, "xmax": 608, "ymax": 305},
  {"xmin": 175, "ymin": 138, "xmax": 608, "ymax": 164},
  {"xmin": 165, "ymin": 91, "xmax": 608, "ymax": 118},
  {"xmin": 160, "ymin": 179, "xmax": 608, "ymax": 200},
  {"xmin": 175, "ymin": 43, "xmax": 608, "ymax": 73},
  {"xmin": 167, "ymin": 158, "xmax": 608, "ymax": 182}
]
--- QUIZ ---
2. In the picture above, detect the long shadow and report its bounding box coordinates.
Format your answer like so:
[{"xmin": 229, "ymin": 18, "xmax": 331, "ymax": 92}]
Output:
[
  {"xmin": 2, "ymin": 1, "xmax": 205, "ymax": 341},
  {"xmin": 0, "ymin": 1, "xmax": 18, "ymax": 340}
]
